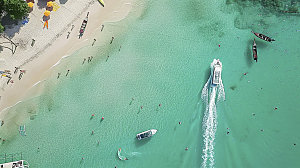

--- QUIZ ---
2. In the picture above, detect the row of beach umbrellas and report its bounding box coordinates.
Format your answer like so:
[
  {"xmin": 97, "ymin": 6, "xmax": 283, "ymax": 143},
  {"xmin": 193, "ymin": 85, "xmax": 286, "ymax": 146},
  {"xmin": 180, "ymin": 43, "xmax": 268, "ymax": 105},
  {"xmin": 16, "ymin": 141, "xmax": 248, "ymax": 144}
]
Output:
[{"xmin": 26, "ymin": 1, "xmax": 54, "ymax": 17}]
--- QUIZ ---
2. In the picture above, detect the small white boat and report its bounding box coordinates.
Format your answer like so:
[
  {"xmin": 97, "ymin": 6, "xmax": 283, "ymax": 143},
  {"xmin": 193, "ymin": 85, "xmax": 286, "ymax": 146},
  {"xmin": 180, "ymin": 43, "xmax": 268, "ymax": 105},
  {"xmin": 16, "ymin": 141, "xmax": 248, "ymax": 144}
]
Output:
[
  {"xmin": 136, "ymin": 129, "xmax": 157, "ymax": 140},
  {"xmin": 117, "ymin": 148, "xmax": 128, "ymax": 160},
  {"xmin": 0, "ymin": 160, "xmax": 29, "ymax": 168},
  {"xmin": 211, "ymin": 59, "xmax": 222, "ymax": 86}
]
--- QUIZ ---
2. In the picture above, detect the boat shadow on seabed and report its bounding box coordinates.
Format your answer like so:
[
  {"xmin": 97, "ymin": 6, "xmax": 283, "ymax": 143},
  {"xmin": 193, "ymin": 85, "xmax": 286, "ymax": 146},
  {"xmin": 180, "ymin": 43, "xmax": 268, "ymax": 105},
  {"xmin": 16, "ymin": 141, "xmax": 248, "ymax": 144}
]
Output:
[{"xmin": 134, "ymin": 137, "xmax": 151, "ymax": 148}]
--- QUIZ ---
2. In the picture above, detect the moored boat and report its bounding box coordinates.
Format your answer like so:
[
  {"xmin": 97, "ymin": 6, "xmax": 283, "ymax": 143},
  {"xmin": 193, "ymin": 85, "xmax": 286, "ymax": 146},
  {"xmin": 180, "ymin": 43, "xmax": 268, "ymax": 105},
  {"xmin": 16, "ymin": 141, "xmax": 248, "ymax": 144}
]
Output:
[
  {"xmin": 117, "ymin": 148, "xmax": 128, "ymax": 160},
  {"xmin": 79, "ymin": 12, "xmax": 89, "ymax": 39},
  {"xmin": 211, "ymin": 59, "xmax": 222, "ymax": 86},
  {"xmin": 251, "ymin": 31, "xmax": 275, "ymax": 42},
  {"xmin": 252, "ymin": 38, "xmax": 258, "ymax": 62},
  {"xmin": 98, "ymin": 0, "xmax": 105, "ymax": 7},
  {"xmin": 136, "ymin": 129, "xmax": 157, "ymax": 140},
  {"xmin": 0, "ymin": 160, "xmax": 29, "ymax": 168}
]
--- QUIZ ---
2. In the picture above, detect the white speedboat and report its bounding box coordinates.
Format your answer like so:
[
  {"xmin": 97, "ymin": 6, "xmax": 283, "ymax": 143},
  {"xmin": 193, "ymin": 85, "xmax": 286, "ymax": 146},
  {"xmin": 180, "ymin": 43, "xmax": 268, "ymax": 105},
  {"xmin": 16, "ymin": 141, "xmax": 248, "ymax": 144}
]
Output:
[
  {"xmin": 0, "ymin": 160, "xmax": 29, "ymax": 168},
  {"xmin": 136, "ymin": 129, "xmax": 157, "ymax": 140},
  {"xmin": 211, "ymin": 59, "xmax": 222, "ymax": 86}
]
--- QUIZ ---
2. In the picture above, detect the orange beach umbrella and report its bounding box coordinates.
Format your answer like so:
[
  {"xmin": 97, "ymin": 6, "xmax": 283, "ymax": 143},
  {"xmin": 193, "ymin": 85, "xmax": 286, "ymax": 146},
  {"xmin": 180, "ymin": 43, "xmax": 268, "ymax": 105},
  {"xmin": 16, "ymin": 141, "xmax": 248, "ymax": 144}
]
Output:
[
  {"xmin": 44, "ymin": 10, "xmax": 51, "ymax": 17},
  {"xmin": 47, "ymin": 1, "xmax": 53, "ymax": 7},
  {"xmin": 28, "ymin": 2, "xmax": 34, "ymax": 8}
]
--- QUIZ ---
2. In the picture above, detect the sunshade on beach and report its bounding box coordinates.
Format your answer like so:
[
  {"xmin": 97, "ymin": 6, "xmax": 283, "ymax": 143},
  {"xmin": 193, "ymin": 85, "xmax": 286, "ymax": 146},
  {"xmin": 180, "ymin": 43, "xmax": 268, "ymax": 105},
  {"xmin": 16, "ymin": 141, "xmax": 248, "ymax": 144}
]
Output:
[
  {"xmin": 47, "ymin": 1, "xmax": 53, "ymax": 7},
  {"xmin": 27, "ymin": 2, "xmax": 34, "ymax": 8},
  {"xmin": 44, "ymin": 10, "xmax": 51, "ymax": 17}
]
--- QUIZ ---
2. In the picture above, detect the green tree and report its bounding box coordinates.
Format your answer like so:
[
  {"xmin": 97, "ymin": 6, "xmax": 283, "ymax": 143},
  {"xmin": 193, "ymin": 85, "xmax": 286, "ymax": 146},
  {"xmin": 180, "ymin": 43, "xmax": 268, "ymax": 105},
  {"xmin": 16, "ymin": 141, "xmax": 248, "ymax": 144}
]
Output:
[
  {"xmin": 0, "ymin": 23, "xmax": 4, "ymax": 33},
  {"xmin": 2, "ymin": 0, "xmax": 29, "ymax": 20}
]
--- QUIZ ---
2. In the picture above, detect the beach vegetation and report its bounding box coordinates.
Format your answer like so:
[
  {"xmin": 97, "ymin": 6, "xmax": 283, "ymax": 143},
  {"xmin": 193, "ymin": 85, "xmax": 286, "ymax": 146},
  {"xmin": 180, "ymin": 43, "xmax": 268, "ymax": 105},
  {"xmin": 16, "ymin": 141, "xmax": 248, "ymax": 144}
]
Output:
[
  {"xmin": 0, "ymin": 0, "xmax": 29, "ymax": 32},
  {"xmin": 0, "ymin": 0, "xmax": 29, "ymax": 20},
  {"xmin": 0, "ymin": 23, "xmax": 4, "ymax": 33}
]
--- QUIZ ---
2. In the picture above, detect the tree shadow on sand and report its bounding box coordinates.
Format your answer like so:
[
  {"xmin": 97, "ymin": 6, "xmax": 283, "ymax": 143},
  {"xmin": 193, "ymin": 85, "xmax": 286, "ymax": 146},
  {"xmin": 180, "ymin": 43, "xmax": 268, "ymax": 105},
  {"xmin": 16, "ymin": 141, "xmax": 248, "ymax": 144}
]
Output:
[{"xmin": 1, "ymin": 15, "xmax": 28, "ymax": 38}]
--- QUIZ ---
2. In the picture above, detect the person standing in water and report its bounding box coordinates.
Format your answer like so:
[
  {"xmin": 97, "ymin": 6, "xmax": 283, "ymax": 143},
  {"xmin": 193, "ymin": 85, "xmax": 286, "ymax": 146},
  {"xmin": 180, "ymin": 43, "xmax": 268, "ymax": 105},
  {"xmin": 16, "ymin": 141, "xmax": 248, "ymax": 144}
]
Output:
[
  {"xmin": 110, "ymin": 37, "xmax": 114, "ymax": 44},
  {"xmin": 66, "ymin": 70, "xmax": 70, "ymax": 76},
  {"xmin": 92, "ymin": 39, "xmax": 96, "ymax": 46}
]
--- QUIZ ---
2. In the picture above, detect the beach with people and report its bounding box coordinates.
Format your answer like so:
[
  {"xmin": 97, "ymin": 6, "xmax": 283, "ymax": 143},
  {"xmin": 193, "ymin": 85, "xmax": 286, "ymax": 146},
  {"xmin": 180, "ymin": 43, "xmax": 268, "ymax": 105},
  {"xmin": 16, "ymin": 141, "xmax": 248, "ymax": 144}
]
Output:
[{"xmin": 0, "ymin": 0, "xmax": 134, "ymax": 121}]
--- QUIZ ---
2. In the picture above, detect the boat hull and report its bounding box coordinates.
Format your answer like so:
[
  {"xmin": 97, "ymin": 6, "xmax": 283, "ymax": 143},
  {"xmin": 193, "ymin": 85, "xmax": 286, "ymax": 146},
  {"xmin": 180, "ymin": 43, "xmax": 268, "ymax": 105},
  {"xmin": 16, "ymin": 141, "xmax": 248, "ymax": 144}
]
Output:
[
  {"xmin": 136, "ymin": 129, "xmax": 157, "ymax": 140},
  {"xmin": 211, "ymin": 59, "xmax": 222, "ymax": 87},
  {"xmin": 98, "ymin": 0, "xmax": 105, "ymax": 7}
]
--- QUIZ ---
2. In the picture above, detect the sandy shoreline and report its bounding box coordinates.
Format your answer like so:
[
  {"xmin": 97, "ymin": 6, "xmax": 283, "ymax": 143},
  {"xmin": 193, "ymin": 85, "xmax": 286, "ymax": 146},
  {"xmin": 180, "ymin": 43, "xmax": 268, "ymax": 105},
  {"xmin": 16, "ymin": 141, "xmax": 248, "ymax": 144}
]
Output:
[{"xmin": 0, "ymin": 0, "xmax": 134, "ymax": 124}]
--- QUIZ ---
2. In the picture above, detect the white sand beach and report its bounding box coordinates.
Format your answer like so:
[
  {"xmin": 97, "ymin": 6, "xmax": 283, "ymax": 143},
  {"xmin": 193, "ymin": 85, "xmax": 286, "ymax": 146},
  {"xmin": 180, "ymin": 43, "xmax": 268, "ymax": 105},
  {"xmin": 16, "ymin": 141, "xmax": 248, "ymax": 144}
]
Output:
[{"xmin": 0, "ymin": 0, "xmax": 134, "ymax": 121}]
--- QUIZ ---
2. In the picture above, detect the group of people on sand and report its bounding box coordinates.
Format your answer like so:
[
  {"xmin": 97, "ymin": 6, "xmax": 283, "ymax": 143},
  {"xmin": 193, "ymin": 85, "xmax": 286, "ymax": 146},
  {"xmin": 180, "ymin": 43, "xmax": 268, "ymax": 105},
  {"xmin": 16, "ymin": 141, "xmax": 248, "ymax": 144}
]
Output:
[{"xmin": 1, "ymin": 67, "xmax": 27, "ymax": 85}]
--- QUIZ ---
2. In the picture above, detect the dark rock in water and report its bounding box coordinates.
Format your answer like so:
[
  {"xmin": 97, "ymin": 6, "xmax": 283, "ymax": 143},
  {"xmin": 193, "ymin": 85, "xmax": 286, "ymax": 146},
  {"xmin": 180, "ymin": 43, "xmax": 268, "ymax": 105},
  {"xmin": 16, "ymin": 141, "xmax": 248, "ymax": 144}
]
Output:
[
  {"xmin": 230, "ymin": 85, "xmax": 237, "ymax": 90},
  {"xmin": 226, "ymin": 0, "xmax": 299, "ymax": 14}
]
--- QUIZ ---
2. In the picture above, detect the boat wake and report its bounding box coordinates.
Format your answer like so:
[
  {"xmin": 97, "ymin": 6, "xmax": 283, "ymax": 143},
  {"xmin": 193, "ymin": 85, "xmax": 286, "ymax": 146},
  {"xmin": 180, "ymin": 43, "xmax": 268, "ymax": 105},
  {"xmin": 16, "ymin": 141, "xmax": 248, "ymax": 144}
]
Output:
[{"xmin": 200, "ymin": 60, "xmax": 225, "ymax": 168}]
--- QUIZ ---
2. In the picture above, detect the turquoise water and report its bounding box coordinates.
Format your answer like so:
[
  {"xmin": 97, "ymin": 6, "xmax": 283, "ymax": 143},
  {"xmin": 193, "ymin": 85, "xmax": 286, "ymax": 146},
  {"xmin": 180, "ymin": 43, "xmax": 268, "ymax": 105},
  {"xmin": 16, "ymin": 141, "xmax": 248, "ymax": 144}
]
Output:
[{"xmin": 1, "ymin": 0, "xmax": 300, "ymax": 167}]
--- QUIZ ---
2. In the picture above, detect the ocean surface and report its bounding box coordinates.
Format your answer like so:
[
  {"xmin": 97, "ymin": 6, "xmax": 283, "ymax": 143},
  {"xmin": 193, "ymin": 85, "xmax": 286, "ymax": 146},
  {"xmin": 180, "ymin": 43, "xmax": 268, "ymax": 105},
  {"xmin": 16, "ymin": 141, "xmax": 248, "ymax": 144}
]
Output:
[{"xmin": 1, "ymin": 0, "xmax": 300, "ymax": 167}]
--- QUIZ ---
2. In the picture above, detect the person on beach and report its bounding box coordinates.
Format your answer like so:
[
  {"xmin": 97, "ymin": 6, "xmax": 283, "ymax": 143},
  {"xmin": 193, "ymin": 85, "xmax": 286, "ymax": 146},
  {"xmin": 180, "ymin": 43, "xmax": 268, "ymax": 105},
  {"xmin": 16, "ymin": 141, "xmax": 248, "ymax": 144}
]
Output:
[
  {"xmin": 92, "ymin": 39, "xmax": 96, "ymax": 46},
  {"xmin": 82, "ymin": 58, "xmax": 86, "ymax": 64},
  {"xmin": 66, "ymin": 70, "xmax": 70, "ymax": 76},
  {"xmin": 19, "ymin": 72, "xmax": 23, "ymax": 80},
  {"xmin": 31, "ymin": 39, "xmax": 35, "ymax": 47},
  {"xmin": 57, "ymin": 73, "xmax": 61, "ymax": 79},
  {"xmin": 14, "ymin": 67, "xmax": 19, "ymax": 74},
  {"xmin": 71, "ymin": 25, "xmax": 75, "ymax": 31},
  {"xmin": 101, "ymin": 25, "xmax": 104, "ymax": 31},
  {"xmin": 7, "ymin": 77, "xmax": 11, "ymax": 85},
  {"xmin": 90, "ymin": 56, "xmax": 93, "ymax": 62},
  {"xmin": 110, "ymin": 37, "xmax": 114, "ymax": 44},
  {"xmin": 88, "ymin": 57, "xmax": 91, "ymax": 63},
  {"xmin": 67, "ymin": 32, "xmax": 70, "ymax": 39}
]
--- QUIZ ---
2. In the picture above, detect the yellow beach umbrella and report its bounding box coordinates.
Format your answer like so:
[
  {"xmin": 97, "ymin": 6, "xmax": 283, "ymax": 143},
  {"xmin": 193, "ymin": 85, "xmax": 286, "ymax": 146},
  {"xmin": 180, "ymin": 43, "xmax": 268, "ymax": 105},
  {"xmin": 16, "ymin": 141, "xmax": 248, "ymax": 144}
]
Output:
[
  {"xmin": 47, "ymin": 1, "xmax": 53, "ymax": 7},
  {"xmin": 28, "ymin": 2, "xmax": 34, "ymax": 8},
  {"xmin": 44, "ymin": 10, "xmax": 51, "ymax": 16}
]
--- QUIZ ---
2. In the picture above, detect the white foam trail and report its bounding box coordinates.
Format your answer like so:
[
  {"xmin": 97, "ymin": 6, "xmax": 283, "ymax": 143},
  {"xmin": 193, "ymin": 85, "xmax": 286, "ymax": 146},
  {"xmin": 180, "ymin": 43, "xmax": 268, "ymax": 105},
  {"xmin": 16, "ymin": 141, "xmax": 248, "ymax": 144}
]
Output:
[{"xmin": 201, "ymin": 69, "xmax": 225, "ymax": 168}]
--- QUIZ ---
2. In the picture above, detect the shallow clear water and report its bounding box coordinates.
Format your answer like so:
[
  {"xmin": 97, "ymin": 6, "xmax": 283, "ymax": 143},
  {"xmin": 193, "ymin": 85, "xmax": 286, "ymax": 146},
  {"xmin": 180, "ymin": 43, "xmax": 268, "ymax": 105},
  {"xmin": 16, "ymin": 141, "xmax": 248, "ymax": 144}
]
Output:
[{"xmin": 1, "ymin": 0, "xmax": 300, "ymax": 167}]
